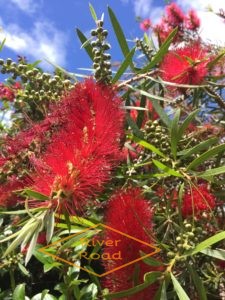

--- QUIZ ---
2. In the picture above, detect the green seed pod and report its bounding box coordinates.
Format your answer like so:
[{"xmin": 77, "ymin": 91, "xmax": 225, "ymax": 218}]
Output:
[
  {"xmin": 102, "ymin": 30, "xmax": 108, "ymax": 37},
  {"xmin": 0, "ymin": 58, "xmax": 4, "ymax": 65},
  {"xmin": 91, "ymin": 41, "xmax": 97, "ymax": 47},
  {"xmin": 93, "ymin": 62, "xmax": 99, "ymax": 69},
  {"xmin": 91, "ymin": 29, "xmax": 97, "ymax": 36},
  {"xmin": 97, "ymin": 26, "xmax": 103, "ymax": 34},
  {"xmin": 103, "ymin": 43, "xmax": 111, "ymax": 50},
  {"xmin": 167, "ymin": 251, "xmax": 175, "ymax": 258},
  {"xmin": 6, "ymin": 58, "xmax": 12, "ymax": 65}
]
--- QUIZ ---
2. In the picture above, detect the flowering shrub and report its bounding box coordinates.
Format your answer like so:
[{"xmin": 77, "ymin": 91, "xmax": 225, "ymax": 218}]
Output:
[{"xmin": 0, "ymin": 2, "xmax": 225, "ymax": 300}]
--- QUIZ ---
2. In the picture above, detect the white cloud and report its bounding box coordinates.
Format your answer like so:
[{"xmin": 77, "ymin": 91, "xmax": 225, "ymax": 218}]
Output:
[
  {"xmin": 7, "ymin": 0, "xmax": 41, "ymax": 14},
  {"xmin": 0, "ymin": 18, "xmax": 68, "ymax": 67},
  {"xmin": 133, "ymin": 0, "xmax": 153, "ymax": 17}
]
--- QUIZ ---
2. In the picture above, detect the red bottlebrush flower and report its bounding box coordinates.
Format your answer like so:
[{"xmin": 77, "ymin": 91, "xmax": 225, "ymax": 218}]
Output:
[
  {"xmin": 140, "ymin": 19, "xmax": 151, "ymax": 31},
  {"xmin": 102, "ymin": 188, "xmax": 159, "ymax": 299},
  {"xmin": 153, "ymin": 21, "xmax": 174, "ymax": 44},
  {"xmin": 182, "ymin": 184, "xmax": 216, "ymax": 217},
  {"xmin": 0, "ymin": 83, "xmax": 15, "ymax": 101},
  {"xmin": 165, "ymin": 3, "xmax": 185, "ymax": 27},
  {"xmin": 0, "ymin": 176, "xmax": 25, "ymax": 207},
  {"xmin": 29, "ymin": 80, "xmax": 124, "ymax": 215},
  {"xmin": 160, "ymin": 43, "xmax": 210, "ymax": 86},
  {"xmin": 185, "ymin": 9, "xmax": 201, "ymax": 31}
]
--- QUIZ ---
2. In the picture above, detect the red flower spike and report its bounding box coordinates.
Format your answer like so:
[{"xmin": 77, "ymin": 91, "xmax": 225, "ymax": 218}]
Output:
[
  {"xmin": 140, "ymin": 19, "xmax": 151, "ymax": 31},
  {"xmin": 165, "ymin": 3, "xmax": 185, "ymax": 27},
  {"xmin": 185, "ymin": 9, "xmax": 201, "ymax": 31},
  {"xmin": 182, "ymin": 184, "xmax": 216, "ymax": 217},
  {"xmin": 160, "ymin": 43, "xmax": 211, "ymax": 86},
  {"xmin": 29, "ymin": 80, "xmax": 124, "ymax": 215},
  {"xmin": 0, "ymin": 83, "xmax": 15, "ymax": 101},
  {"xmin": 102, "ymin": 188, "xmax": 159, "ymax": 299}
]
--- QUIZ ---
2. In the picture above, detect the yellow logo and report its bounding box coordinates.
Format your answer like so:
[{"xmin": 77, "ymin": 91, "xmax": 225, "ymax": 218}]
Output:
[{"xmin": 38, "ymin": 223, "xmax": 160, "ymax": 277}]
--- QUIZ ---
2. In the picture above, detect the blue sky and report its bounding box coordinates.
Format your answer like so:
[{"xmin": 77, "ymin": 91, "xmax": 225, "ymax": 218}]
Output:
[{"xmin": 0, "ymin": 0, "xmax": 225, "ymax": 74}]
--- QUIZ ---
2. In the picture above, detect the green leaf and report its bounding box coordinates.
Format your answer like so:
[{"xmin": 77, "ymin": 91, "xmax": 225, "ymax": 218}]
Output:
[
  {"xmin": 170, "ymin": 109, "xmax": 180, "ymax": 159},
  {"xmin": 44, "ymin": 262, "xmax": 62, "ymax": 273},
  {"xmin": 112, "ymin": 47, "xmax": 135, "ymax": 83},
  {"xmin": 187, "ymin": 144, "xmax": 225, "ymax": 170},
  {"xmin": 0, "ymin": 38, "xmax": 6, "ymax": 52},
  {"xmin": 76, "ymin": 28, "xmax": 94, "ymax": 61},
  {"xmin": 108, "ymin": 6, "xmax": 134, "ymax": 70},
  {"xmin": 18, "ymin": 263, "xmax": 30, "ymax": 277},
  {"xmin": 151, "ymin": 100, "xmax": 172, "ymax": 128},
  {"xmin": 139, "ymin": 27, "xmax": 178, "ymax": 74},
  {"xmin": 207, "ymin": 50, "xmax": 225, "ymax": 70},
  {"xmin": 178, "ymin": 137, "xmax": 218, "ymax": 158},
  {"xmin": 80, "ymin": 37, "xmax": 94, "ymax": 49},
  {"xmin": 154, "ymin": 280, "xmax": 167, "ymax": 300},
  {"xmin": 187, "ymin": 265, "xmax": 207, "ymax": 300},
  {"xmin": 152, "ymin": 159, "xmax": 183, "ymax": 177},
  {"xmin": 13, "ymin": 283, "xmax": 25, "ymax": 300},
  {"xmin": 177, "ymin": 109, "xmax": 200, "ymax": 141},
  {"xmin": 25, "ymin": 225, "xmax": 40, "ymax": 265},
  {"xmin": 56, "ymin": 214, "xmax": 96, "ymax": 227},
  {"xmin": 22, "ymin": 189, "xmax": 49, "ymax": 201},
  {"xmin": 171, "ymin": 273, "xmax": 190, "ymax": 300},
  {"xmin": 45, "ymin": 210, "xmax": 55, "ymax": 243},
  {"xmin": 80, "ymin": 283, "xmax": 98, "ymax": 300},
  {"xmin": 105, "ymin": 271, "xmax": 161, "ymax": 299},
  {"xmin": 129, "ymin": 135, "xmax": 166, "ymax": 158},
  {"xmin": 89, "ymin": 3, "xmax": 98, "ymax": 21},
  {"xmin": 201, "ymin": 248, "xmax": 225, "ymax": 260},
  {"xmin": 195, "ymin": 166, "xmax": 225, "ymax": 179},
  {"xmin": 140, "ymin": 251, "xmax": 163, "ymax": 267},
  {"xmin": 186, "ymin": 231, "xmax": 225, "ymax": 256},
  {"xmin": 126, "ymin": 114, "xmax": 144, "ymax": 138}
]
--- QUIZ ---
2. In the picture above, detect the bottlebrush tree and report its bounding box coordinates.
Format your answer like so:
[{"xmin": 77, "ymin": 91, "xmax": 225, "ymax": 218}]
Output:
[{"xmin": 0, "ymin": 3, "xmax": 225, "ymax": 300}]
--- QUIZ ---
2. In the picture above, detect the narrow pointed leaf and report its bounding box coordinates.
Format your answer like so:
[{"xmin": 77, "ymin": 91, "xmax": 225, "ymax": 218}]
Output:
[
  {"xmin": 112, "ymin": 47, "xmax": 135, "ymax": 83},
  {"xmin": 129, "ymin": 135, "xmax": 166, "ymax": 158},
  {"xmin": 22, "ymin": 189, "xmax": 49, "ymax": 201},
  {"xmin": 178, "ymin": 137, "xmax": 218, "ymax": 158},
  {"xmin": 108, "ymin": 6, "xmax": 134, "ymax": 70},
  {"xmin": 46, "ymin": 210, "xmax": 55, "ymax": 243},
  {"xmin": 201, "ymin": 248, "xmax": 225, "ymax": 260},
  {"xmin": 89, "ymin": 3, "xmax": 98, "ymax": 21},
  {"xmin": 177, "ymin": 109, "xmax": 200, "ymax": 141},
  {"xmin": 152, "ymin": 159, "xmax": 183, "ymax": 177},
  {"xmin": 76, "ymin": 28, "xmax": 94, "ymax": 61},
  {"xmin": 186, "ymin": 231, "xmax": 225, "ymax": 256},
  {"xmin": 195, "ymin": 166, "xmax": 225, "ymax": 179},
  {"xmin": 170, "ymin": 109, "xmax": 180, "ymax": 159},
  {"xmin": 187, "ymin": 265, "xmax": 207, "ymax": 300},
  {"xmin": 187, "ymin": 144, "xmax": 225, "ymax": 170},
  {"xmin": 171, "ymin": 273, "xmax": 190, "ymax": 300}
]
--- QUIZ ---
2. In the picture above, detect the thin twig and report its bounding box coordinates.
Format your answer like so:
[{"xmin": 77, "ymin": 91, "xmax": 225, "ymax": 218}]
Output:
[
  {"xmin": 204, "ymin": 86, "xmax": 225, "ymax": 110},
  {"xmin": 117, "ymin": 70, "xmax": 157, "ymax": 89}
]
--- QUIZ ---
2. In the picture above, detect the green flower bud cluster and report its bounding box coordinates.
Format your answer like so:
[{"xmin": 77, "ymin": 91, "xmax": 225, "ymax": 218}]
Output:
[
  {"xmin": 0, "ymin": 58, "xmax": 73, "ymax": 118},
  {"xmin": 135, "ymin": 38, "xmax": 153, "ymax": 61},
  {"xmin": 2, "ymin": 253, "xmax": 23, "ymax": 269},
  {"xmin": 174, "ymin": 222, "xmax": 204, "ymax": 254},
  {"xmin": 91, "ymin": 20, "xmax": 112, "ymax": 84},
  {"xmin": 0, "ymin": 139, "xmax": 43, "ymax": 183},
  {"xmin": 143, "ymin": 119, "xmax": 171, "ymax": 161}
]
